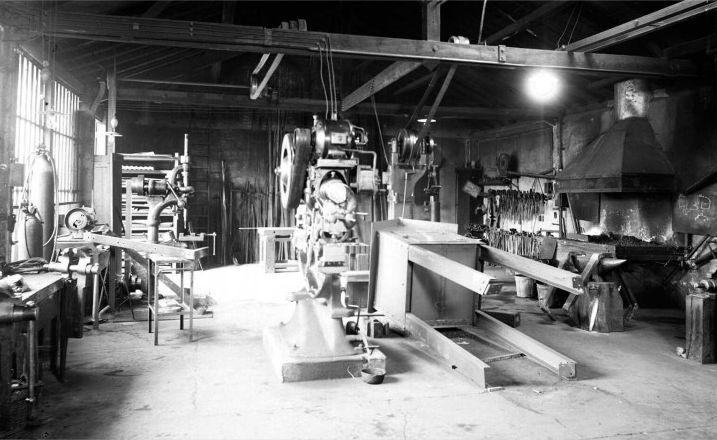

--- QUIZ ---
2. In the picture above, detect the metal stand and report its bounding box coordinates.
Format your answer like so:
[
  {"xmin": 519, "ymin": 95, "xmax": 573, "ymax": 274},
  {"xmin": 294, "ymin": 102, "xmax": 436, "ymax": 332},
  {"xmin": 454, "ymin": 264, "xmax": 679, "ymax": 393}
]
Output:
[
  {"xmin": 257, "ymin": 227, "xmax": 297, "ymax": 273},
  {"xmin": 147, "ymin": 255, "xmax": 194, "ymax": 346}
]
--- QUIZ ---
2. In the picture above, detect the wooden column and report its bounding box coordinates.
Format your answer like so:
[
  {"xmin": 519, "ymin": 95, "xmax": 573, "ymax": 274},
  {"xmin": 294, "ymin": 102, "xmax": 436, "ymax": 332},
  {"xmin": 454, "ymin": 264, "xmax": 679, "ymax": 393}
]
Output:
[
  {"xmin": 92, "ymin": 67, "xmax": 120, "ymax": 310},
  {"xmin": 0, "ymin": 35, "xmax": 18, "ymax": 264},
  {"xmin": 686, "ymin": 293, "xmax": 716, "ymax": 364},
  {"xmin": 421, "ymin": 1, "xmax": 441, "ymax": 41}
]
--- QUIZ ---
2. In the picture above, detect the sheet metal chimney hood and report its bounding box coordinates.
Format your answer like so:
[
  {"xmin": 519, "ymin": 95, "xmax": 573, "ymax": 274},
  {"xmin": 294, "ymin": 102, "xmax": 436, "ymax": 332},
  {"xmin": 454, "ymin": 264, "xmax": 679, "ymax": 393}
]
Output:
[{"xmin": 555, "ymin": 79, "xmax": 675, "ymax": 193}]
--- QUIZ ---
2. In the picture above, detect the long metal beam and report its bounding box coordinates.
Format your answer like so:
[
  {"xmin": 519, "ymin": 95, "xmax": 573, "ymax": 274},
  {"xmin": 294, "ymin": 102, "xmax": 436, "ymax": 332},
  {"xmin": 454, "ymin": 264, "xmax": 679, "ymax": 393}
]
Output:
[
  {"xmin": 472, "ymin": 310, "xmax": 577, "ymax": 379},
  {"xmin": 116, "ymin": 87, "xmax": 559, "ymax": 120},
  {"xmin": 405, "ymin": 313, "xmax": 490, "ymax": 388},
  {"xmin": 565, "ymin": 0, "xmax": 717, "ymax": 52},
  {"xmin": 407, "ymin": 245, "xmax": 502, "ymax": 296},
  {"xmin": 479, "ymin": 244, "xmax": 584, "ymax": 296},
  {"xmin": 84, "ymin": 233, "xmax": 208, "ymax": 261},
  {"xmin": 0, "ymin": 6, "xmax": 695, "ymax": 77}
]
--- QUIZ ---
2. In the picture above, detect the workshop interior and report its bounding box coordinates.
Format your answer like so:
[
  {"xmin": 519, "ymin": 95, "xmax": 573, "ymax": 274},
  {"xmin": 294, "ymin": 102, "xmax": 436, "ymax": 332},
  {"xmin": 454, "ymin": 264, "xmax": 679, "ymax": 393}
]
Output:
[{"xmin": 1, "ymin": 1, "xmax": 717, "ymax": 438}]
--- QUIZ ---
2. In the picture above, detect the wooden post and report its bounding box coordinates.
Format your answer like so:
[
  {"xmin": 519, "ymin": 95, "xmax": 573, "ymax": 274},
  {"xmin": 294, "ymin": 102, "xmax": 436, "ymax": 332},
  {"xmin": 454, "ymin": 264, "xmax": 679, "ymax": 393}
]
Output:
[
  {"xmin": 686, "ymin": 293, "xmax": 716, "ymax": 364},
  {"xmin": 0, "ymin": 35, "xmax": 18, "ymax": 264}
]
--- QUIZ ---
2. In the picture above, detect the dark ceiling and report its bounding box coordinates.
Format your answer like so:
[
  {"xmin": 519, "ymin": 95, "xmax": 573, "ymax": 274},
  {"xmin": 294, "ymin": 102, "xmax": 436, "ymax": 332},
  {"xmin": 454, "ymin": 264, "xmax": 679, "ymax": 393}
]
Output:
[{"xmin": 4, "ymin": 1, "xmax": 716, "ymax": 130}]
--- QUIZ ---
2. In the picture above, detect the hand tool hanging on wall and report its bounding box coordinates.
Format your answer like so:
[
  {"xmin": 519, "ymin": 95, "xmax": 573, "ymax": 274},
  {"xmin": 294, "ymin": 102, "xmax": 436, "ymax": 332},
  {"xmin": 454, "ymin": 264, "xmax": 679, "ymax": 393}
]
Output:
[{"xmin": 489, "ymin": 189, "xmax": 547, "ymax": 226}]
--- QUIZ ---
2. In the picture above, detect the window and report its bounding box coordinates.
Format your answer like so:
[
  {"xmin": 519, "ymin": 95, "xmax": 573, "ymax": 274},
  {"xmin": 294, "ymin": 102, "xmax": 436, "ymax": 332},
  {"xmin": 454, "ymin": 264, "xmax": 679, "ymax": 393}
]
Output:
[
  {"xmin": 95, "ymin": 119, "xmax": 107, "ymax": 155},
  {"xmin": 52, "ymin": 81, "xmax": 80, "ymax": 212},
  {"xmin": 13, "ymin": 52, "xmax": 80, "ymax": 215}
]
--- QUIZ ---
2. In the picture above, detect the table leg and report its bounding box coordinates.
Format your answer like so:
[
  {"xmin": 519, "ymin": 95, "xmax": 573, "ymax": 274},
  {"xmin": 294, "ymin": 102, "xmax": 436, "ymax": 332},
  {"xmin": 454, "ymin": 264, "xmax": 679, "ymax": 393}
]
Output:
[
  {"xmin": 153, "ymin": 262, "xmax": 159, "ymax": 346},
  {"xmin": 189, "ymin": 266, "xmax": 194, "ymax": 342}
]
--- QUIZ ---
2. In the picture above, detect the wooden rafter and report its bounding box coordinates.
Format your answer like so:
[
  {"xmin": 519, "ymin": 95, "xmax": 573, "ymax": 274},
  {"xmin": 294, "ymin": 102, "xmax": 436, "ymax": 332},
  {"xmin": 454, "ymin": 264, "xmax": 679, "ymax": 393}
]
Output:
[{"xmin": 485, "ymin": 1, "xmax": 571, "ymax": 45}]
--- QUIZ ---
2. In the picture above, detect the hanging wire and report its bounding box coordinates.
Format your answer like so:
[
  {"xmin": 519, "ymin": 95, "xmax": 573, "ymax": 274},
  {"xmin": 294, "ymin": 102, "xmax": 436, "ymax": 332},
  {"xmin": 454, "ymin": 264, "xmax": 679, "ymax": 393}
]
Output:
[
  {"xmin": 327, "ymin": 36, "xmax": 338, "ymax": 118},
  {"xmin": 555, "ymin": 5, "xmax": 577, "ymax": 49},
  {"xmin": 323, "ymin": 40, "xmax": 335, "ymax": 118},
  {"xmin": 477, "ymin": 0, "xmax": 488, "ymax": 43},
  {"xmin": 370, "ymin": 94, "xmax": 389, "ymax": 166},
  {"xmin": 316, "ymin": 42, "xmax": 329, "ymax": 121},
  {"xmin": 566, "ymin": 3, "xmax": 583, "ymax": 46}
]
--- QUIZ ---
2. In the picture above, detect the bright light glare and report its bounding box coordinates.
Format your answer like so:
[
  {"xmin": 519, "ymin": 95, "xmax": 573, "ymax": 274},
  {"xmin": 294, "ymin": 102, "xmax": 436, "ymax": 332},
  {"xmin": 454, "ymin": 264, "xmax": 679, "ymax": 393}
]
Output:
[
  {"xmin": 417, "ymin": 118, "xmax": 437, "ymax": 123},
  {"xmin": 525, "ymin": 70, "xmax": 560, "ymax": 102}
]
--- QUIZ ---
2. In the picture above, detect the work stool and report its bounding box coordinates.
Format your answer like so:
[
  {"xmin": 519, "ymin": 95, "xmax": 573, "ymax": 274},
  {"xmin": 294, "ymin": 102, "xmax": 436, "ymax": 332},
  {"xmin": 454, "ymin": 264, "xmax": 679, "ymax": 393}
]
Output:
[
  {"xmin": 257, "ymin": 227, "xmax": 297, "ymax": 273},
  {"xmin": 146, "ymin": 254, "xmax": 195, "ymax": 345}
]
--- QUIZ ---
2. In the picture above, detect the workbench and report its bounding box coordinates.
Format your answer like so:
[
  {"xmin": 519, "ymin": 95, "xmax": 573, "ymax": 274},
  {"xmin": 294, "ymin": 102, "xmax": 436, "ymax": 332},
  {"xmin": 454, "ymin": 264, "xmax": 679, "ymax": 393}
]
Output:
[{"xmin": 0, "ymin": 272, "xmax": 71, "ymax": 434}]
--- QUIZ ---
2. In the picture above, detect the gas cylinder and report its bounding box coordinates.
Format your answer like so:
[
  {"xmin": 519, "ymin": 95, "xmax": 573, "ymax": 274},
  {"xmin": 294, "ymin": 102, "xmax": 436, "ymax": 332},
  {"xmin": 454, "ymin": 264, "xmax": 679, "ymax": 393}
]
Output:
[
  {"xmin": 16, "ymin": 205, "xmax": 43, "ymax": 259},
  {"xmin": 26, "ymin": 148, "xmax": 55, "ymax": 260}
]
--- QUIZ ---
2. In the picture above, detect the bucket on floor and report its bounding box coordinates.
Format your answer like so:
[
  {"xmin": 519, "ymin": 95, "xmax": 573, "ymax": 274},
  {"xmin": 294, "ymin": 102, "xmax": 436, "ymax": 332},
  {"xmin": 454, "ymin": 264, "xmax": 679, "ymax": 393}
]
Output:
[
  {"xmin": 515, "ymin": 274, "xmax": 536, "ymax": 298},
  {"xmin": 536, "ymin": 282, "xmax": 550, "ymax": 305}
]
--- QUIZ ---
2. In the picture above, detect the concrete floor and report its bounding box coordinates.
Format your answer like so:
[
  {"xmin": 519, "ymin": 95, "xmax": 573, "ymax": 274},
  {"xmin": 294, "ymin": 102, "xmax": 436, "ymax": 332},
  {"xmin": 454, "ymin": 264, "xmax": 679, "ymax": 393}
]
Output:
[{"xmin": 19, "ymin": 264, "xmax": 717, "ymax": 439}]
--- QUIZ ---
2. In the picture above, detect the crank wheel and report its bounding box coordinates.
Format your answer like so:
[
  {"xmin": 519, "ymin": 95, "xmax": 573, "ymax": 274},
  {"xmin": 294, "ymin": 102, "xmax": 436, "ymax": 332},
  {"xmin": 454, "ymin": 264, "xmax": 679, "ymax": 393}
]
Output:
[{"xmin": 279, "ymin": 129, "xmax": 312, "ymax": 209}]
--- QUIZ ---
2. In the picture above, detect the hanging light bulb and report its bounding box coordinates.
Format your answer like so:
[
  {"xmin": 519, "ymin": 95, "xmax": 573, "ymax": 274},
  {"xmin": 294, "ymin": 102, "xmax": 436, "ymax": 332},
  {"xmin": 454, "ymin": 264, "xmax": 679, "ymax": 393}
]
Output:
[
  {"xmin": 525, "ymin": 69, "xmax": 561, "ymax": 103},
  {"xmin": 106, "ymin": 115, "xmax": 122, "ymax": 138}
]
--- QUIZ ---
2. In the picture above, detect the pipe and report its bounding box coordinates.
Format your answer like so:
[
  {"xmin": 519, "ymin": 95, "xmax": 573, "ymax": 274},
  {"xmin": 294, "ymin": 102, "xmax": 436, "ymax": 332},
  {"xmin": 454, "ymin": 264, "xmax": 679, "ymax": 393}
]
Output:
[
  {"xmin": 168, "ymin": 166, "xmax": 183, "ymax": 187},
  {"xmin": 92, "ymin": 272, "xmax": 101, "ymax": 329},
  {"xmin": 182, "ymin": 134, "xmax": 190, "ymax": 188},
  {"xmin": 430, "ymin": 195, "xmax": 440, "ymax": 222},
  {"xmin": 343, "ymin": 149, "xmax": 377, "ymax": 170},
  {"xmin": 27, "ymin": 318, "xmax": 37, "ymax": 420},
  {"xmin": 147, "ymin": 197, "xmax": 181, "ymax": 243}
]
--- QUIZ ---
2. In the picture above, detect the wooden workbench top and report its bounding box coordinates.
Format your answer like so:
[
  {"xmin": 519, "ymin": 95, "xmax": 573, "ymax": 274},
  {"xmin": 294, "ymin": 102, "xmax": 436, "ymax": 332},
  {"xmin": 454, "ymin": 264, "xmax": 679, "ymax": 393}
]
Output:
[{"xmin": 16, "ymin": 272, "xmax": 66, "ymax": 304}]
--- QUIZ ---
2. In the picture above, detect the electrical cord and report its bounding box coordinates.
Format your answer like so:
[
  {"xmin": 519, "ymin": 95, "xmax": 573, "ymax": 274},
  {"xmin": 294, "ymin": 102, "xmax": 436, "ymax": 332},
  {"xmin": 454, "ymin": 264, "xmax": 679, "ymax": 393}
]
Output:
[
  {"xmin": 478, "ymin": 0, "xmax": 488, "ymax": 43},
  {"xmin": 370, "ymin": 94, "xmax": 390, "ymax": 167},
  {"xmin": 566, "ymin": 4, "xmax": 583, "ymax": 46},
  {"xmin": 555, "ymin": 5, "xmax": 577, "ymax": 49},
  {"xmin": 327, "ymin": 36, "xmax": 338, "ymax": 118},
  {"xmin": 316, "ymin": 42, "xmax": 329, "ymax": 121}
]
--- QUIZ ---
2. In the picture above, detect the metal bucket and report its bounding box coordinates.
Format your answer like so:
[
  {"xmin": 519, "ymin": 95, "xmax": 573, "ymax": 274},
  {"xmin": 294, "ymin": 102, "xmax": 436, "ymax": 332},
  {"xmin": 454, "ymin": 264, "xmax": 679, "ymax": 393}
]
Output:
[{"xmin": 515, "ymin": 274, "xmax": 536, "ymax": 298}]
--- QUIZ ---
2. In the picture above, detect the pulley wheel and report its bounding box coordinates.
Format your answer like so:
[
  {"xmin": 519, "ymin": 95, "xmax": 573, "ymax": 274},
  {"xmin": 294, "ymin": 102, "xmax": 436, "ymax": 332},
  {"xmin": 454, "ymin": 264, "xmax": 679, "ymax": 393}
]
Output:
[
  {"xmin": 397, "ymin": 128, "xmax": 419, "ymax": 161},
  {"xmin": 497, "ymin": 153, "xmax": 512, "ymax": 176},
  {"xmin": 279, "ymin": 129, "xmax": 312, "ymax": 210}
]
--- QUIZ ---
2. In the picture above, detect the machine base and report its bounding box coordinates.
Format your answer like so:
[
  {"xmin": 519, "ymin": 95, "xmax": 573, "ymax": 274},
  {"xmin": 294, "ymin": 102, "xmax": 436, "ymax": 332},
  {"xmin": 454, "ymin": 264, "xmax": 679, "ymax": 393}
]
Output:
[{"xmin": 263, "ymin": 325, "xmax": 367, "ymax": 382}]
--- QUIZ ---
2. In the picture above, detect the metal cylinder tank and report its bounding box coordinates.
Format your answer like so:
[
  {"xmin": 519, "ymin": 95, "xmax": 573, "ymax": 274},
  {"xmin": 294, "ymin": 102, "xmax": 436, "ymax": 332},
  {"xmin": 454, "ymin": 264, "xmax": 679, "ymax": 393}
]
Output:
[
  {"xmin": 16, "ymin": 208, "xmax": 43, "ymax": 259},
  {"xmin": 28, "ymin": 148, "xmax": 55, "ymax": 260}
]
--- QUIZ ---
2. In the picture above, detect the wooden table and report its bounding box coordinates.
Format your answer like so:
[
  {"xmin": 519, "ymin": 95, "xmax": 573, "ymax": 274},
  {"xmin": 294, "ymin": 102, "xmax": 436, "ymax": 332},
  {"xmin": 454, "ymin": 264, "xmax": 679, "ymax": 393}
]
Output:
[{"xmin": 1, "ymin": 272, "xmax": 69, "ymax": 434}]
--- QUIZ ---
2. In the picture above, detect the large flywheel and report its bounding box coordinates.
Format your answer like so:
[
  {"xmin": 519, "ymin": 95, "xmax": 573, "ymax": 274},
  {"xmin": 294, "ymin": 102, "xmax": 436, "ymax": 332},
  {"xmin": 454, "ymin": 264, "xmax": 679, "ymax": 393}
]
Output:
[{"xmin": 279, "ymin": 128, "xmax": 313, "ymax": 209}]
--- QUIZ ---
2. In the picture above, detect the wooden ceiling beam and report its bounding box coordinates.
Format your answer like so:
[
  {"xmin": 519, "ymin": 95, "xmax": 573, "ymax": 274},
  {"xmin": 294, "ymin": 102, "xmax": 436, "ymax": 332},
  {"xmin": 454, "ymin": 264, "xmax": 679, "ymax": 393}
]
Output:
[
  {"xmin": 0, "ymin": 6, "xmax": 695, "ymax": 77},
  {"xmin": 116, "ymin": 87, "xmax": 558, "ymax": 120},
  {"xmin": 485, "ymin": 1, "xmax": 571, "ymax": 45},
  {"xmin": 663, "ymin": 33, "xmax": 717, "ymax": 58},
  {"xmin": 342, "ymin": 61, "xmax": 424, "ymax": 111},
  {"xmin": 393, "ymin": 70, "xmax": 436, "ymax": 96},
  {"xmin": 343, "ymin": 1, "xmax": 442, "ymax": 112},
  {"xmin": 142, "ymin": 1, "xmax": 173, "ymax": 19},
  {"xmin": 565, "ymin": 0, "xmax": 717, "ymax": 52}
]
